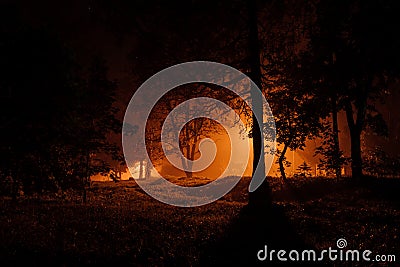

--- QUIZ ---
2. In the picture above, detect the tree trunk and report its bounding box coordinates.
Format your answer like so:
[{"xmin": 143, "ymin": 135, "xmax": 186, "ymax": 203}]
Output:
[
  {"xmin": 188, "ymin": 142, "xmax": 197, "ymax": 178},
  {"xmin": 139, "ymin": 160, "xmax": 144, "ymax": 179},
  {"xmin": 350, "ymin": 129, "xmax": 363, "ymax": 179},
  {"xmin": 182, "ymin": 143, "xmax": 192, "ymax": 178},
  {"xmin": 247, "ymin": 0, "xmax": 271, "ymax": 209},
  {"xmin": 279, "ymin": 144, "xmax": 289, "ymax": 181},
  {"xmin": 331, "ymin": 98, "xmax": 341, "ymax": 179},
  {"xmin": 344, "ymin": 100, "xmax": 364, "ymax": 179},
  {"xmin": 185, "ymin": 170, "xmax": 193, "ymax": 178},
  {"xmin": 145, "ymin": 159, "xmax": 151, "ymax": 179}
]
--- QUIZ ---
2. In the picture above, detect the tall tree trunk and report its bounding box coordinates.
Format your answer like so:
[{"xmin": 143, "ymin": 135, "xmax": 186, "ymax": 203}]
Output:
[
  {"xmin": 279, "ymin": 143, "xmax": 289, "ymax": 181},
  {"xmin": 183, "ymin": 124, "xmax": 193, "ymax": 179},
  {"xmin": 247, "ymin": 0, "xmax": 271, "ymax": 209},
  {"xmin": 344, "ymin": 100, "xmax": 364, "ymax": 179},
  {"xmin": 349, "ymin": 128, "xmax": 363, "ymax": 178},
  {"xmin": 331, "ymin": 98, "xmax": 341, "ymax": 179}
]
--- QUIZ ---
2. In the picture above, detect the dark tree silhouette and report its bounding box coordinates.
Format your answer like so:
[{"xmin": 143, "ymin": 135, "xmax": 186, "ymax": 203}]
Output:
[
  {"xmin": 309, "ymin": 0, "xmax": 400, "ymax": 179},
  {"xmin": 246, "ymin": 0, "xmax": 272, "ymax": 208},
  {"xmin": 259, "ymin": 1, "xmax": 325, "ymax": 182},
  {"xmin": 267, "ymin": 83, "xmax": 323, "ymax": 181},
  {"xmin": 64, "ymin": 57, "xmax": 120, "ymax": 202},
  {"xmin": 315, "ymin": 121, "xmax": 348, "ymax": 178},
  {"xmin": 0, "ymin": 23, "xmax": 78, "ymax": 198},
  {"xmin": 0, "ymin": 13, "xmax": 120, "ymax": 200}
]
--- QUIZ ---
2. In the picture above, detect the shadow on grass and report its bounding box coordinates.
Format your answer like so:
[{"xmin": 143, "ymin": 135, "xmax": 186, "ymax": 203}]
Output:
[
  {"xmin": 200, "ymin": 203, "xmax": 328, "ymax": 266},
  {"xmin": 201, "ymin": 177, "xmax": 400, "ymax": 266}
]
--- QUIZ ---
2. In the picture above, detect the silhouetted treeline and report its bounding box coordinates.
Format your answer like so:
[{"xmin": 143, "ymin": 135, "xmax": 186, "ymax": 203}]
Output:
[
  {"xmin": 125, "ymin": 0, "xmax": 400, "ymax": 181},
  {"xmin": 0, "ymin": 5, "xmax": 120, "ymax": 200},
  {"xmin": 1, "ymin": 0, "xmax": 400, "ymax": 201}
]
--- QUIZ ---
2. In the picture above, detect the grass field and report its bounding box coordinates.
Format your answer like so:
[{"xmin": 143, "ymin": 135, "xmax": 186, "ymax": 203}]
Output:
[{"xmin": 0, "ymin": 176, "xmax": 399, "ymax": 266}]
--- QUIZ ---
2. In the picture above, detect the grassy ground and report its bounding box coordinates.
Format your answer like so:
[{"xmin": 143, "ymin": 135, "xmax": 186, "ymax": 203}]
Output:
[{"xmin": 0, "ymin": 177, "xmax": 399, "ymax": 266}]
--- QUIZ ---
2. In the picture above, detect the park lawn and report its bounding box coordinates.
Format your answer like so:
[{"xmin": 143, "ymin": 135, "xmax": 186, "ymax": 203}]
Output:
[{"xmin": 0, "ymin": 177, "xmax": 399, "ymax": 266}]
